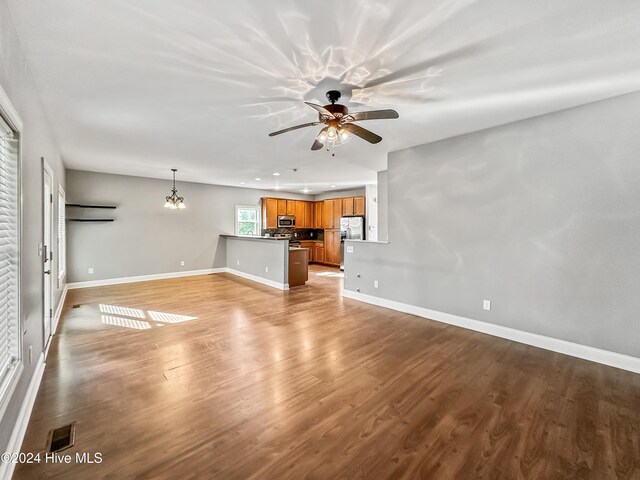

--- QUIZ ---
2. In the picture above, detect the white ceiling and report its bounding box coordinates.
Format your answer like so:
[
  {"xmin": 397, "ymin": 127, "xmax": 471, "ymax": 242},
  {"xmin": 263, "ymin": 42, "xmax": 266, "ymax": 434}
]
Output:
[{"xmin": 6, "ymin": 0, "xmax": 640, "ymax": 193}]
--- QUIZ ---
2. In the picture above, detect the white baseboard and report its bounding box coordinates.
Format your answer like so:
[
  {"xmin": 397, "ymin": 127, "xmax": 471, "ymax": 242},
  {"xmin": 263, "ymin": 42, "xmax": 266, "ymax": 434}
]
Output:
[
  {"xmin": 66, "ymin": 268, "xmax": 289, "ymax": 292},
  {"xmin": 67, "ymin": 268, "xmax": 226, "ymax": 289},
  {"xmin": 52, "ymin": 285, "xmax": 68, "ymax": 334},
  {"xmin": 342, "ymin": 289, "xmax": 640, "ymax": 374},
  {"xmin": 224, "ymin": 268, "xmax": 289, "ymax": 291},
  {"xmin": 44, "ymin": 285, "xmax": 68, "ymax": 360},
  {"xmin": 0, "ymin": 354, "xmax": 46, "ymax": 480}
]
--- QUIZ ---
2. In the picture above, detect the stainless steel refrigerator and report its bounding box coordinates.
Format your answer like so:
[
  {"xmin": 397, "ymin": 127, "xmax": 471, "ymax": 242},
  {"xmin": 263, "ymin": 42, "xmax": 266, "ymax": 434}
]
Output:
[{"xmin": 340, "ymin": 216, "xmax": 365, "ymax": 270}]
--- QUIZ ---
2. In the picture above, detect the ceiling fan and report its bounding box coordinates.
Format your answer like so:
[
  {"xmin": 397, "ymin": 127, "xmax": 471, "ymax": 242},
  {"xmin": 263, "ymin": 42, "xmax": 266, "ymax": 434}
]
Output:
[{"xmin": 268, "ymin": 90, "xmax": 399, "ymax": 150}]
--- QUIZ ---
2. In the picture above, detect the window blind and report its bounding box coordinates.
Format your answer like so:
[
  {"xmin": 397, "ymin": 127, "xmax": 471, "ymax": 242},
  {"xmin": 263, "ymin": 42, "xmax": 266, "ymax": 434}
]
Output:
[
  {"xmin": 0, "ymin": 113, "xmax": 19, "ymax": 393},
  {"xmin": 58, "ymin": 189, "xmax": 65, "ymax": 280}
]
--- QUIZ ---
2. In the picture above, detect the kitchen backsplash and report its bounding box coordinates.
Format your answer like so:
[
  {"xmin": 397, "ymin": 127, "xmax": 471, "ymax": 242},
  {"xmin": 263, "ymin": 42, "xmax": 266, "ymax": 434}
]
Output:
[{"xmin": 262, "ymin": 228, "xmax": 324, "ymax": 241}]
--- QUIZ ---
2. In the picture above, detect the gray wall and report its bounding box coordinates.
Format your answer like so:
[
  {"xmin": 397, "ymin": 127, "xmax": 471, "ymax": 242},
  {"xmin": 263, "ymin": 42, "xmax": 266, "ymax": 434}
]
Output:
[
  {"xmin": 225, "ymin": 237, "xmax": 288, "ymax": 285},
  {"xmin": 314, "ymin": 188, "xmax": 365, "ymax": 201},
  {"xmin": 344, "ymin": 91, "xmax": 640, "ymax": 358},
  {"xmin": 377, "ymin": 171, "xmax": 388, "ymax": 242},
  {"xmin": 0, "ymin": 1, "xmax": 66, "ymax": 452},
  {"xmin": 65, "ymin": 170, "xmax": 309, "ymax": 283}
]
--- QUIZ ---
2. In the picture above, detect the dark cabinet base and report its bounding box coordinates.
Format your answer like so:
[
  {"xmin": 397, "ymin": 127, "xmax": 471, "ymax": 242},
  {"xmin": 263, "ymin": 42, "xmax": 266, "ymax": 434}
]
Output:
[{"xmin": 288, "ymin": 249, "xmax": 309, "ymax": 287}]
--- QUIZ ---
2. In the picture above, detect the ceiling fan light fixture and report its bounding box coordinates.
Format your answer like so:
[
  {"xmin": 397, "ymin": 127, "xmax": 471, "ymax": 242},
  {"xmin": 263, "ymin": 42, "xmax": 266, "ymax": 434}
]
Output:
[{"xmin": 267, "ymin": 90, "xmax": 398, "ymax": 151}]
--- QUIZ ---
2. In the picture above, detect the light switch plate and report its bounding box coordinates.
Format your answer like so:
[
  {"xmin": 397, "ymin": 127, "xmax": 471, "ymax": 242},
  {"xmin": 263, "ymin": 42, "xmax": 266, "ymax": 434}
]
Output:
[{"xmin": 483, "ymin": 300, "xmax": 491, "ymax": 310}]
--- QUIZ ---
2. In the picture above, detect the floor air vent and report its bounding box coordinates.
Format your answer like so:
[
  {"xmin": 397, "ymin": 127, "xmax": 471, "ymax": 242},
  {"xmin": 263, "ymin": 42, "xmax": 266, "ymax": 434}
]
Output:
[
  {"xmin": 72, "ymin": 304, "xmax": 81, "ymax": 309},
  {"xmin": 46, "ymin": 423, "xmax": 76, "ymax": 453}
]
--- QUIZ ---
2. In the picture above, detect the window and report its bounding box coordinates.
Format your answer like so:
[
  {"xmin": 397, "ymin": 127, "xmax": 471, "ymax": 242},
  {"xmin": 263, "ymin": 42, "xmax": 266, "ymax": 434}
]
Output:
[
  {"xmin": 235, "ymin": 205, "xmax": 260, "ymax": 236},
  {"xmin": 58, "ymin": 187, "xmax": 66, "ymax": 283},
  {"xmin": 0, "ymin": 97, "xmax": 21, "ymax": 409}
]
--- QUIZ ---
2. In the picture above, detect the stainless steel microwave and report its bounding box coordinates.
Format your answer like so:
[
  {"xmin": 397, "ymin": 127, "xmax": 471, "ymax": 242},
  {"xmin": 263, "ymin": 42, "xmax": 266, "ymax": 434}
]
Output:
[{"xmin": 277, "ymin": 215, "xmax": 295, "ymax": 228}]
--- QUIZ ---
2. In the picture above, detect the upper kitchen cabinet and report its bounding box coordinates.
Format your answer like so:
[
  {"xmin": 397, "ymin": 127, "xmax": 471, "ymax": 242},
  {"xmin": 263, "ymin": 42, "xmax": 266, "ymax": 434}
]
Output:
[
  {"xmin": 342, "ymin": 197, "xmax": 354, "ymax": 216},
  {"xmin": 293, "ymin": 200, "xmax": 305, "ymax": 228},
  {"xmin": 305, "ymin": 202, "xmax": 314, "ymax": 229},
  {"xmin": 262, "ymin": 195, "xmax": 363, "ymax": 229},
  {"xmin": 313, "ymin": 202, "xmax": 323, "ymax": 229},
  {"xmin": 295, "ymin": 201, "xmax": 305, "ymax": 227},
  {"xmin": 277, "ymin": 199, "xmax": 287, "ymax": 216},
  {"xmin": 262, "ymin": 198, "xmax": 278, "ymax": 228},
  {"xmin": 332, "ymin": 199, "xmax": 342, "ymax": 227},
  {"xmin": 322, "ymin": 200, "xmax": 333, "ymax": 228},
  {"xmin": 323, "ymin": 199, "xmax": 343, "ymax": 228},
  {"xmin": 340, "ymin": 196, "xmax": 365, "ymax": 216}
]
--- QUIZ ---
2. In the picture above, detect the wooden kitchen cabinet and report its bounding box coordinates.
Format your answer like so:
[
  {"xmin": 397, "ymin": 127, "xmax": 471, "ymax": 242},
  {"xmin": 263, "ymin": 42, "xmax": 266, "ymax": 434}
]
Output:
[
  {"xmin": 305, "ymin": 202, "xmax": 314, "ymax": 228},
  {"xmin": 277, "ymin": 199, "xmax": 287, "ymax": 216},
  {"xmin": 332, "ymin": 199, "xmax": 342, "ymax": 227},
  {"xmin": 342, "ymin": 197, "xmax": 354, "ymax": 216},
  {"xmin": 295, "ymin": 201, "xmax": 305, "ymax": 227},
  {"xmin": 299, "ymin": 241, "xmax": 314, "ymax": 250},
  {"xmin": 313, "ymin": 244, "xmax": 324, "ymax": 263},
  {"xmin": 288, "ymin": 248, "xmax": 309, "ymax": 287},
  {"xmin": 324, "ymin": 229, "xmax": 341, "ymax": 266},
  {"xmin": 323, "ymin": 200, "xmax": 334, "ymax": 228},
  {"xmin": 314, "ymin": 201, "xmax": 323, "ymax": 228},
  {"xmin": 262, "ymin": 198, "xmax": 278, "ymax": 228},
  {"xmin": 263, "ymin": 195, "xmax": 362, "ymax": 234},
  {"xmin": 323, "ymin": 199, "xmax": 342, "ymax": 229}
]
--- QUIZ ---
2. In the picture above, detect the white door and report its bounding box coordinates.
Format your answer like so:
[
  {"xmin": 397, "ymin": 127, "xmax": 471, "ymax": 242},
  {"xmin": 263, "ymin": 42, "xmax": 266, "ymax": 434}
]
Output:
[{"xmin": 43, "ymin": 162, "xmax": 53, "ymax": 345}]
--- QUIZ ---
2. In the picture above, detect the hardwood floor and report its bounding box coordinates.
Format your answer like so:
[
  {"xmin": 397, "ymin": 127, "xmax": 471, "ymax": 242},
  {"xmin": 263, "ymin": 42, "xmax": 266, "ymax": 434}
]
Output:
[{"xmin": 15, "ymin": 266, "xmax": 640, "ymax": 479}]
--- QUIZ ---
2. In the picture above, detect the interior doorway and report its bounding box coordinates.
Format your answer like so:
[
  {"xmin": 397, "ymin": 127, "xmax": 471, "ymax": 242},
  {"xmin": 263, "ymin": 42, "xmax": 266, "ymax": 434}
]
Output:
[{"xmin": 42, "ymin": 159, "xmax": 54, "ymax": 347}]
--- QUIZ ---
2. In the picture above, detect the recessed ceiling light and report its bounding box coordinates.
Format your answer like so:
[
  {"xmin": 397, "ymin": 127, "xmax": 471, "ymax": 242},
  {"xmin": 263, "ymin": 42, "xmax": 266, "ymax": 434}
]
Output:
[
  {"xmin": 274, "ymin": 186, "xmax": 280, "ymax": 190},
  {"xmin": 273, "ymin": 172, "xmax": 280, "ymax": 176},
  {"xmin": 331, "ymin": 185, "xmax": 336, "ymax": 188},
  {"xmin": 240, "ymin": 182, "xmax": 245, "ymax": 185},
  {"xmin": 254, "ymin": 177, "xmax": 262, "ymax": 181},
  {"xmin": 302, "ymin": 188, "xmax": 310, "ymax": 193}
]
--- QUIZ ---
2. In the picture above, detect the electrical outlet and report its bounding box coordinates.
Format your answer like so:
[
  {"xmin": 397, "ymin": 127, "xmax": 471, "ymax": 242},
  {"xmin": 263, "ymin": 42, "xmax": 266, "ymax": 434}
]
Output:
[
  {"xmin": 374, "ymin": 280, "xmax": 379, "ymax": 288},
  {"xmin": 483, "ymin": 300, "xmax": 491, "ymax": 311},
  {"xmin": 88, "ymin": 267, "xmax": 94, "ymax": 274},
  {"xmin": 265, "ymin": 266, "xmax": 269, "ymax": 273},
  {"xmin": 346, "ymin": 246, "xmax": 354, "ymax": 253},
  {"xmin": 180, "ymin": 260, "xmax": 185, "ymax": 266}
]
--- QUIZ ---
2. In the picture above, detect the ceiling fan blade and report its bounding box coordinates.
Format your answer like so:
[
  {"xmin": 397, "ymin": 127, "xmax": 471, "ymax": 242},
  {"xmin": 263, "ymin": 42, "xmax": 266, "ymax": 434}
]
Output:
[
  {"xmin": 304, "ymin": 102, "xmax": 334, "ymax": 118},
  {"xmin": 346, "ymin": 109, "xmax": 399, "ymax": 122},
  {"xmin": 268, "ymin": 122, "xmax": 321, "ymax": 137},
  {"xmin": 311, "ymin": 128, "xmax": 327, "ymax": 150},
  {"xmin": 343, "ymin": 123, "xmax": 382, "ymax": 144}
]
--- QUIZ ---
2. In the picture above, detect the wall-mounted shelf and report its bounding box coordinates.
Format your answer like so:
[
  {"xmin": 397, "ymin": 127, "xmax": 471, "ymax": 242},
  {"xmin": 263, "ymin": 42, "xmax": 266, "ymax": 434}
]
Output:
[
  {"xmin": 66, "ymin": 203, "xmax": 116, "ymax": 209},
  {"xmin": 67, "ymin": 219, "xmax": 114, "ymax": 223},
  {"xmin": 66, "ymin": 203, "xmax": 116, "ymax": 223}
]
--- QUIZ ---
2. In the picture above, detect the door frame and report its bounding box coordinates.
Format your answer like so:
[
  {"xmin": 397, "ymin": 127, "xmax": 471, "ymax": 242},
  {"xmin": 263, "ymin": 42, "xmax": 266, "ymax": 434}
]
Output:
[{"xmin": 42, "ymin": 158, "xmax": 54, "ymax": 348}]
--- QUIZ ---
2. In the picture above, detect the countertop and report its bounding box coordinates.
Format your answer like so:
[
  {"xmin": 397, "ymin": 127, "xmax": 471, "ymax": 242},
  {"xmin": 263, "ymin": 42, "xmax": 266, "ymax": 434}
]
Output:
[{"xmin": 220, "ymin": 234, "xmax": 288, "ymax": 241}]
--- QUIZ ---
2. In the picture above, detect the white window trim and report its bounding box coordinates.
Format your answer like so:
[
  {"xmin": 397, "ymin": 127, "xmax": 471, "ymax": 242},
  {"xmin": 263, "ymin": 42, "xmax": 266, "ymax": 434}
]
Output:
[
  {"xmin": 234, "ymin": 205, "xmax": 261, "ymax": 236},
  {"xmin": 57, "ymin": 185, "xmax": 66, "ymax": 286},
  {"xmin": 0, "ymin": 82, "xmax": 24, "ymax": 420}
]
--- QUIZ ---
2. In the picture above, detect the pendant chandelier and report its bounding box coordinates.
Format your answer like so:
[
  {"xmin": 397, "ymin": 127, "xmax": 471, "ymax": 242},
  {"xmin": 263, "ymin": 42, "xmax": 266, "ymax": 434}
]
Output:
[{"xmin": 163, "ymin": 168, "xmax": 186, "ymax": 209}]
